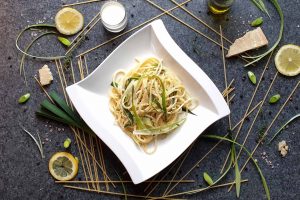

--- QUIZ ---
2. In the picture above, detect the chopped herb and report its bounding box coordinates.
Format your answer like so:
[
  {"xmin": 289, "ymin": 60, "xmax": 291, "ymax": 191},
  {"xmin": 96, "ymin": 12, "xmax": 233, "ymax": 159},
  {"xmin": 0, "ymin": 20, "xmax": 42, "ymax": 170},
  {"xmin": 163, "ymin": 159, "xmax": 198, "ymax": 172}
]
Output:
[
  {"xmin": 251, "ymin": 17, "xmax": 263, "ymax": 27},
  {"xmin": 18, "ymin": 93, "xmax": 30, "ymax": 103},
  {"xmin": 269, "ymin": 94, "xmax": 280, "ymax": 104},
  {"xmin": 182, "ymin": 107, "xmax": 197, "ymax": 116},
  {"xmin": 110, "ymin": 82, "xmax": 119, "ymax": 88}
]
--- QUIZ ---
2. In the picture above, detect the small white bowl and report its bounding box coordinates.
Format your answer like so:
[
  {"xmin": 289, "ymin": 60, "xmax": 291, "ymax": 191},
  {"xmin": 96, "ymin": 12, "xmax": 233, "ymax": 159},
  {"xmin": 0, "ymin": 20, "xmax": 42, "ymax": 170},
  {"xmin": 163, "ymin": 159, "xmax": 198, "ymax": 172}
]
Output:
[{"xmin": 66, "ymin": 19, "xmax": 230, "ymax": 184}]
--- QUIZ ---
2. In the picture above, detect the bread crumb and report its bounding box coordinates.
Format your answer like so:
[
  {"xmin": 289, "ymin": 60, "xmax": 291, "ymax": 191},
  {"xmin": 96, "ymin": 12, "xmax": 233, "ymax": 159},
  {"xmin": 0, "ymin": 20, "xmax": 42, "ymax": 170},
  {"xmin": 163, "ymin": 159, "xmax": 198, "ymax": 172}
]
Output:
[
  {"xmin": 278, "ymin": 140, "xmax": 288, "ymax": 157},
  {"xmin": 39, "ymin": 65, "xmax": 53, "ymax": 86}
]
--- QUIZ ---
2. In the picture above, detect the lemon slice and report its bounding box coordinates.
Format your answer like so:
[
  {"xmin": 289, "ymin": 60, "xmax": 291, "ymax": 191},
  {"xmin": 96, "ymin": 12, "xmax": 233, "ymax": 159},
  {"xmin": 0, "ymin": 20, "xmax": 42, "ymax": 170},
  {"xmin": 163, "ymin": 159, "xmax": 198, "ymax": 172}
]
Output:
[
  {"xmin": 49, "ymin": 152, "xmax": 78, "ymax": 181},
  {"xmin": 275, "ymin": 44, "xmax": 300, "ymax": 76},
  {"xmin": 55, "ymin": 7, "xmax": 84, "ymax": 35}
]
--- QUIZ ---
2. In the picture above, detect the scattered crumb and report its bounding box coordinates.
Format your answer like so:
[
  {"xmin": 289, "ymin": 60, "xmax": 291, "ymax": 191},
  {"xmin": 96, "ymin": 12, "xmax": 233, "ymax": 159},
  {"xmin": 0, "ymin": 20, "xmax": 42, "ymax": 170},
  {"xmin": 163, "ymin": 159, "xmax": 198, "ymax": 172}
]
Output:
[
  {"xmin": 261, "ymin": 151, "xmax": 275, "ymax": 168},
  {"xmin": 278, "ymin": 140, "xmax": 288, "ymax": 157},
  {"xmin": 39, "ymin": 64, "xmax": 53, "ymax": 86}
]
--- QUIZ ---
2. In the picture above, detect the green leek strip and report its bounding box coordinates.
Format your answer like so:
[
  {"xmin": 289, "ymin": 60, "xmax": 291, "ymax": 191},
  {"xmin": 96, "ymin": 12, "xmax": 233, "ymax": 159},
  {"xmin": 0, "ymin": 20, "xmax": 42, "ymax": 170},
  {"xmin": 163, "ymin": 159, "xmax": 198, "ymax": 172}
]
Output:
[
  {"xmin": 133, "ymin": 118, "xmax": 186, "ymax": 135},
  {"xmin": 49, "ymin": 91, "xmax": 84, "ymax": 127},
  {"xmin": 19, "ymin": 31, "xmax": 57, "ymax": 76},
  {"xmin": 150, "ymin": 75, "xmax": 167, "ymax": 121},
  {"xmin": 16, "ymin": 24, "xmax": 66, "ymax": 60},
  {"xmin": 203, "ymin": 172, "xmax": 214, "ymax": 186},
  {"xmin": 244, "ymin": 0, "xmax": 283, "ymax": 67},
  {"xmin": 131, "ymin": 87, "xmax": 145, "ymax": 130},
  {"xmin": 20, "ymin": 125, "xmax": 44, "ymax": 158},
  {"xmin": 268, "ymin": 113, "xmax": 300, "ymax": 144},
  {"xmin": 231, "ymin": 144, "xmax": 241, "ymax": 198},
  {"xmin": 36, "ymin": 108, "xmax": 70, "ymax": 124},
  {"xmin": 123, "ymin": 108, "xmax": 134, "ymax": 124},
  {"xmin": 251, "ymin": 0, "xmax": 270, "ymax": 17},
  {"xmin": 40, "ymin": 100, "xmax": 78, "ymax": 127},
  {"xmin": 202, "ymin": 135, "xmax": 270, "ymax": 200}
]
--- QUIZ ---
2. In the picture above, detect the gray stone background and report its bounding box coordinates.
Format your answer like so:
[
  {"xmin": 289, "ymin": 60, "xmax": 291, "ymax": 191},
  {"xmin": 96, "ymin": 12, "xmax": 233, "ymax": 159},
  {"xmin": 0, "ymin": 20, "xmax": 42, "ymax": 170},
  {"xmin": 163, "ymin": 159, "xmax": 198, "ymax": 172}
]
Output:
[{"xmin": 0, "ymin": 0, "xmax": 299, "ymax": 199}]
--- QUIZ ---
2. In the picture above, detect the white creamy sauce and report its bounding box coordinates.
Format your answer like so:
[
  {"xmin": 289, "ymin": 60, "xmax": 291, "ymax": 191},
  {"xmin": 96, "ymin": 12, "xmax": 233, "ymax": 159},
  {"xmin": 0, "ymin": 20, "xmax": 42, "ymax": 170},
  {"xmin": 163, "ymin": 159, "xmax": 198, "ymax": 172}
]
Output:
[{"xmin": 101, "ymin": 3, "xmax": 125, "ymax": 26}]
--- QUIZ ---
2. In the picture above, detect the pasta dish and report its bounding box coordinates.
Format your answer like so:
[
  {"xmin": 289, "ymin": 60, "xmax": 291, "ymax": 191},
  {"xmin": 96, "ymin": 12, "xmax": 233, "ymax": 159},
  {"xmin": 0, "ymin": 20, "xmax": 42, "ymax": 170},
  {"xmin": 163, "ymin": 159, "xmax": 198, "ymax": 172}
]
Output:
[{"xmin": 109, "ymin": 57, "xmax": 196, "ymax": 153}]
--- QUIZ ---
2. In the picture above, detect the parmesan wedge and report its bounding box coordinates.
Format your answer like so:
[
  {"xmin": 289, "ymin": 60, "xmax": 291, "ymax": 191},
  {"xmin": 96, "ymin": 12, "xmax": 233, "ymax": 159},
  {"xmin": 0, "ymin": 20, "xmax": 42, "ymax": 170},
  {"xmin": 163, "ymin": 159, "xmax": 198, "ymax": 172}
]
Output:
[
  {"xmin": 226, "ymin": 27, "xmax": 268, "ymax": 57},
  {"xmin": 39, "ymin": 65, "xmax": 53, "ymax": 86}
]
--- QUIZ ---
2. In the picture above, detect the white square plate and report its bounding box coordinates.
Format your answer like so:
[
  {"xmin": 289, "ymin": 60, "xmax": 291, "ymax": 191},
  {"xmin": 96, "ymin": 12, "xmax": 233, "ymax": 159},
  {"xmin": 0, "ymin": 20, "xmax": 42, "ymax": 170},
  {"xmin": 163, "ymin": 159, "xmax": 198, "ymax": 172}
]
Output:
[{"xmin": 66, "ymin": 19, "xmax": 230, "ymax": 184}]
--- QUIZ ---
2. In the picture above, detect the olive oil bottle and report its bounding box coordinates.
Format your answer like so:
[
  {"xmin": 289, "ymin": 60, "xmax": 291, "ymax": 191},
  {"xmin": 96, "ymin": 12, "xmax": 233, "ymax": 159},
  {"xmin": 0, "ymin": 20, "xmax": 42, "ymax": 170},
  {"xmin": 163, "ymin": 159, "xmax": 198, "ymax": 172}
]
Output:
[{"xmin": 208, "ymin": 0, "xmax": 235, "ymax": 14}]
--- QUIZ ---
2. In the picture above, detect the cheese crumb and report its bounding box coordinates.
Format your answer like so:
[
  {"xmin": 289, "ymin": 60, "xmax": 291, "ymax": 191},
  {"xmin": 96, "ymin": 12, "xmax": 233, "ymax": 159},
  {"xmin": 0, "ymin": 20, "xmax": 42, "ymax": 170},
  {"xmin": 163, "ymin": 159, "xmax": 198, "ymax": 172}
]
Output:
[
  {"xmin": 278, "ymin": 140, "xmax": 288, "ymax": 157},
  {"xmin": 39, "ymin": 65, "xmax": 53, "ymax": 86}
]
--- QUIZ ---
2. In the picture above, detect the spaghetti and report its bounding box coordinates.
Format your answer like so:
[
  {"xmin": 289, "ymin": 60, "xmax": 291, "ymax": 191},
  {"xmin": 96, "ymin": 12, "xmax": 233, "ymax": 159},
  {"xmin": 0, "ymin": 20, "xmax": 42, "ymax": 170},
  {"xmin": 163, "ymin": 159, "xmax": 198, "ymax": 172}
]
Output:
[{"xmin": 109, "ymin": 57, "xmax": 195, "ymax": 153}]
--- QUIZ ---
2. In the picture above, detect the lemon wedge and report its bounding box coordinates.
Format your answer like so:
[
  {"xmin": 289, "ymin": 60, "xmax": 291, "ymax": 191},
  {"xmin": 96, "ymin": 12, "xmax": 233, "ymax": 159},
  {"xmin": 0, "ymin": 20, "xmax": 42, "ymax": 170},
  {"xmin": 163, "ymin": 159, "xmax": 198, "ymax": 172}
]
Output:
[
  {"xmin": 49, "ymin": 152, "xmax": 78, "ymax": 181},
  {"xmin": 275, "ymin": 44, "xmax": 300, "ymax": 76},
  {"xmin": 55, "ymin": 7, "xmax": 84, "ymax": 35}
]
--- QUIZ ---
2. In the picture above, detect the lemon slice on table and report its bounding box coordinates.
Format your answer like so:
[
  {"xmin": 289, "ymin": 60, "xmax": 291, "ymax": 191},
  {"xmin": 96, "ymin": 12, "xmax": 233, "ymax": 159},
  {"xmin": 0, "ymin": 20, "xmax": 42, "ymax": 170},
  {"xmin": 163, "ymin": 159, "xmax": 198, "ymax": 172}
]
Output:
[
  {"xmin": 49, "ymin": 152, "xmax": 78, "ymax": 181},
  {"xmin": 275, "ymin": 44, "xmax": 300, "ymax": 76},
  {"xmin": 55, "ymin": 7, "xmax": 84, "ymax": 35}
]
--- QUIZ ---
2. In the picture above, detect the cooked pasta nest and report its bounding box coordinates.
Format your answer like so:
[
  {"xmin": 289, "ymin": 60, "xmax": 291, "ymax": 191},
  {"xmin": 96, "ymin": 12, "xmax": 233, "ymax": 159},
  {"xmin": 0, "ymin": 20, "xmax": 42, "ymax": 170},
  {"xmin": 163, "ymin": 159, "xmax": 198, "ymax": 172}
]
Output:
[{"xmin": 109, "ymin": 57, "xmax": 196, "ymax": 153}]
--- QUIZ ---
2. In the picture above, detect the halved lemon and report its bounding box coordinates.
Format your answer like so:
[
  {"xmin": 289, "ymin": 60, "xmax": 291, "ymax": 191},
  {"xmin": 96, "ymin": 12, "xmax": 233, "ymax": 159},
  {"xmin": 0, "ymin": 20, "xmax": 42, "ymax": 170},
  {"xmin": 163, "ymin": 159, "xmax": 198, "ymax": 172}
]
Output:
[
  {"xmin": 55, "ymin": 7, "xmax": 84, "ymax": 35},
  {"xmin": 49, "ymin": 152, "xmax": 78, "ymax": 181},
  {"xmin": 275, "ymin": 44, "xmax": 300, "ymax": 76}
]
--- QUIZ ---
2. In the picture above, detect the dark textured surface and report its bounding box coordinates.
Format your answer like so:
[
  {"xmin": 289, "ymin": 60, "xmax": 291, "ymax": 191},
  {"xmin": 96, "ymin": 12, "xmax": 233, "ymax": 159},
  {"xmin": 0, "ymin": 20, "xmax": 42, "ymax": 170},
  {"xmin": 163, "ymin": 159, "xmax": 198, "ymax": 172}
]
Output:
[{"xmin": 1, "ymin": 0, "xmax": 299, "ymax": 199}]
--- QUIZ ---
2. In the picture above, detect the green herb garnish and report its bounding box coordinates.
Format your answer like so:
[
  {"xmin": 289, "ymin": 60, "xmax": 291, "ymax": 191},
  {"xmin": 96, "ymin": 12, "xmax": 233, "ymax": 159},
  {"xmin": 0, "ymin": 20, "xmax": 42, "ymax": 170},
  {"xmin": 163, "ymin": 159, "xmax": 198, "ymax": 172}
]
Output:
[
  {"xmin": 16, "ymin": 24, "xmax": 66, "ymax": 60},
  {"xmin": 247, "ymin": 71, "xmax": 257, "ymax": 84},
  {"xmin": 36, "ymin": 91, "xmax": 93, "ymax": 135},
  {"xmin": 251, "ymin": 0, "xmax": 270, "ymax": 17},
  {"xmin": 123, "ymin": 108, "xmax": 134, "ymax": 124},
  {"xmin": 202, "ymin": 135, "xmax": 270, "ymax": 200},
  {"xmin": 268, "ymin": 113, "xmax": 300, "ymax": 144},
  {"xmin": 131, "ymin": 87, "xmax": 145, "ymax": 130},
  {"xmin": 18, "ymin": 93, "xmax": 30, "ymax": 103},
  {"xmin": 58, "ymin": 36, "xmax": 71, "ymax": 47},
  {"xmin": 203, "ymin": 172, "xmax": 214, "ymax": 186},
  {"xmin": 182, "ymin": 107, "xmax": 197, "ymax": 116},
  {"xmin": 269, "ymin": 94, "xmax": 280, "ymax": 104},
  {"xmin": 20, "ymin": 125, "xmax": 44, "ymax": 158},
  {"xmin": 251, "ymin": 17, "xmax": 263, "ymax": 27},
  {"xmin": 244, "ymin": 0, "xmax": 284, "ymax": 67},
  {"xmin": 64, "ymin": 138, "xmax": 71, "ymax": 148},
  {"xmin": 110, "ymin": 82, "xmax": 118, "ymax": 88},
  {"xmin": 231, "ymin": 144, "xmax": 241, "ymax": 197}
]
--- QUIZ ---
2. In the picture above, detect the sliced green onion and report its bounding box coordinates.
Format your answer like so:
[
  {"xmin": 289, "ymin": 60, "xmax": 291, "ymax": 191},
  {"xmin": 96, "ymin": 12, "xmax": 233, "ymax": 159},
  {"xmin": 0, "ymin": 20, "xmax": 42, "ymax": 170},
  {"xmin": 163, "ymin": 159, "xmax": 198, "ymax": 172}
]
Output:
[
  {"xmin": 251, "ymin": 17, "xmax": 263, "ymax": 27},
  {"xmin": 269, "ymin": 94, "xmax": 280, "ymax": 104},
  {"xmin": 18, "ymin": 93, "xmax": 30, "ymax": 103},
  {"xmin": 203, "ymin": 172, "xmax": 214, "ymax": 186},
  {"xmin": 58, "ymin": 36, "xmax": 71, "ymax": 47},
  {"xmin": 64, "ymin": 138, "xmax": 71, "ymax": 148},
  {"xmin": 248, "ymin": 71, "xmax": 257, "ymax": 84}
]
